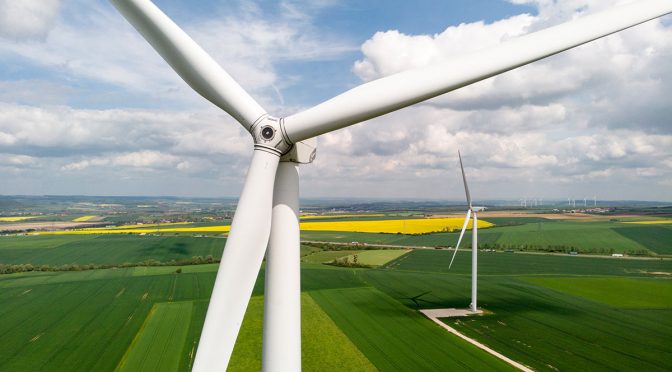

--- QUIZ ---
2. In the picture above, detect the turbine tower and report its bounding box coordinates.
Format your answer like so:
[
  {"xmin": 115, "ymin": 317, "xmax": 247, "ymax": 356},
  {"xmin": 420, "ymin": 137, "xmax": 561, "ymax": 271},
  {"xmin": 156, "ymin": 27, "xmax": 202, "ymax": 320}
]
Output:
[
  {"xmin": 108, "ymin": 0, "xmax": 672, "ymax": 370},
  {"xmin": 448, "ymin": 151, "xmax": 484, "ymax": 313}
]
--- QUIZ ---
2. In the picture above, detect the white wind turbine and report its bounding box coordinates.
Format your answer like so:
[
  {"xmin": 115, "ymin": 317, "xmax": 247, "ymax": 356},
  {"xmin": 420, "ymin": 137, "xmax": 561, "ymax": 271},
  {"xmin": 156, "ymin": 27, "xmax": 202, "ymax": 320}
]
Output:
[
  {"xmin": 109, "ymin": 0, "xmax": 672, "ymax": 370},
  {"xmin": 448, "ymin": 151, "xmax": 485, "ymax": 313}
]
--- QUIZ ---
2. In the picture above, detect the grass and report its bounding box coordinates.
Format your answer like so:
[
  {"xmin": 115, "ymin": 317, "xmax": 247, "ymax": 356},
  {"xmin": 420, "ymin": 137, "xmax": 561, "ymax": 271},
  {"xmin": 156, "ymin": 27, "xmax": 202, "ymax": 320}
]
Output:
[
  {"xmin": 117, "ymin": 301, "xmax": 193, "ymax": 372},
  {"xmin": 310, "ymin": 287, "xmax": 514, "ymax": 371}
]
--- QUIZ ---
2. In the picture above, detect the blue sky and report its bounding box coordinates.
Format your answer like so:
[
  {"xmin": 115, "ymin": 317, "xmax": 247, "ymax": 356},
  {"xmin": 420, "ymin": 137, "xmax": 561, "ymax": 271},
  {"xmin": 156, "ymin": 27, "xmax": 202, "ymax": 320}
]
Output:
[{"xmin": 0, "ymin": 0, "xmax": 671, "ymax": 201}]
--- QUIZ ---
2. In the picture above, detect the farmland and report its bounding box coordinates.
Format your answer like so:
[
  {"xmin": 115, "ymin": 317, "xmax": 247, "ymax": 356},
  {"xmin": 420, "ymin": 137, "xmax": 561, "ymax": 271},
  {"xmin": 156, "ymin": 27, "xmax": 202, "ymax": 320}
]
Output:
[
  {"xmin": 1, "ymin": 198, "xmax": 671, "ymax": 371},
  {"xmin": 0, "ymin": 235, "xmax": 223, "ymax": 266}
]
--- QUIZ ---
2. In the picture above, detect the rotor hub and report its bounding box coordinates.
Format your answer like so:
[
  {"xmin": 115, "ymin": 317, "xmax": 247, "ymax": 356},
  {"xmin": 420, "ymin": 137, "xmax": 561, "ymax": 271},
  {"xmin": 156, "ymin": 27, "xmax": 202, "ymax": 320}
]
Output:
[{"xmin": 251, "ymin": 115, "xmax": 293, "ymax": 155}]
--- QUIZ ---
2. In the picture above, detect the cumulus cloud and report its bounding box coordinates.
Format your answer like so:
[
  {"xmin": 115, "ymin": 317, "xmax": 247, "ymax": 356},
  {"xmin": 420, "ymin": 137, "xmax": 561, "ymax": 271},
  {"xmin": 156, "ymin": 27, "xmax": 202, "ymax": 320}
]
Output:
[
  {"xmin": 0, "ymin": 0, "xmax": 61, "ymax": 40},
  {"xmin": 302, "ymin": 0, "xmax": 670, "ymax": 200}
]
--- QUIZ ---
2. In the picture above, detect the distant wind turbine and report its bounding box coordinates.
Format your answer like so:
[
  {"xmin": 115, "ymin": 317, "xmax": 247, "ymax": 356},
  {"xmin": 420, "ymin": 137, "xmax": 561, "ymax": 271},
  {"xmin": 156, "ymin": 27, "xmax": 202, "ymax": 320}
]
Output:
[{"xmin": 448, "ymin": 151, "xmax": 484, "ymax": 313}]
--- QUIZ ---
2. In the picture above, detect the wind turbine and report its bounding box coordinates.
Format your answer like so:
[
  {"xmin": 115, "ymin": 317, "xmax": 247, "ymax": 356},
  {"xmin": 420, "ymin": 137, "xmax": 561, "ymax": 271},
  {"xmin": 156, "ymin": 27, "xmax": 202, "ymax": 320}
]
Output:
[
  {"xmin": 109, "ymin": 0, "xmax": 672, "ymax": 370},
  {"xmin": 448, "ymin": 151, "xmax": 484, "ymax": 313}
]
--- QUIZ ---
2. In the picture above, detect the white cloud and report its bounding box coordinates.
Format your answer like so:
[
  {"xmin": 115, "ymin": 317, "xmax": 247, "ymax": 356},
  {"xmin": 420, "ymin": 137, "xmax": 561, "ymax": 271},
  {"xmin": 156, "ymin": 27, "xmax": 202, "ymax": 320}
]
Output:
[
  {"xmin": 0, "ymin": 0, "xmax": 354, "ymax": 111},
  {"xmin": 300, "ymin": 0, "xmax": 669, "ymax": 200},
  {"xmin": 0, "ymin": 0, "xmax": 62, "ymax": 40}
]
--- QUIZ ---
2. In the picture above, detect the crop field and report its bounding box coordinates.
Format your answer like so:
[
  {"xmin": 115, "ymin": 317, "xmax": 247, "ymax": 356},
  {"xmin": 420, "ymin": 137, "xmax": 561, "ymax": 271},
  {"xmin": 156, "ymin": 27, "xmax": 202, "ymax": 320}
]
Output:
[
  {"xmin": 310, "ymin": 287, "xmax": 513, "ymax": 371},
  {"xmin": 300, "ymin": 250, "xmax": 362, "ymax": 264},
  {"xmin": 385, "ymin": 249, "xmax": 672, "ymax": 276},
  {"xmin": 0, "ymin": 216, "xmax": 39, "ymax": 222},
  {"xmin": 303, "ymin": 218, "xmax": 672, "ymax": 255},
  {"xmin": 30, "ymin": 217, "xmax": 492, "ymax": 236},
  {"xmin": 228, "ymin": 294, "xmax": 376, "ymax": 371},
  {"xmin": 117, "ymin": 301, "xmax": 193, "ymax": 372},
  {"xmin": 345, "ymin": 249, "xmax": 410, "ymax": 266},
  {"xmin": 2, "ymin": 226, "xmax": 671, "ymax": 371},
  {"xmin": 302, "ymin": 230, "xmax": 502, "ymax": 247},
  {"xmin": 360, "ymin": 259, "xmax": 672, "ymax": 371},
  {"xmin": 623, "ymin": 219, "xmax": 672, "ymax": 224},
  {"xmin": 72, "ymin": 215, "xmax": 98, "ymax": 222},
  {"xmin": 300, "ymin": 217, "xmax": 493, "ymax": 234},
  {"xmin": 15, "ymin": 216, "xmax": 670, "ymax": 258},
  {"xmin": 613, "ymin": 225, "xmax": 672, "ymax": 254},
  {"xmin": 0, "ymin": 269, "xmax": 215, "ymax": 371},
  {"xmin": 525, "ymin": 277, "xmax": 672, "ymax": 308},
  {"xmin": 0, "ymin": 235, "xmax": 224, "ymax": 265}
]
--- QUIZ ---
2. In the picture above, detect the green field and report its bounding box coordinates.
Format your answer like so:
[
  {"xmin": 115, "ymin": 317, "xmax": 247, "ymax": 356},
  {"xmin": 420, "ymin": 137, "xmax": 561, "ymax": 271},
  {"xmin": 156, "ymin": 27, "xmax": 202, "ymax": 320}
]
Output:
[
  {"xmin": 311, "ymin": 287, "xmax": 513, "ymax": 371},
  {"xmin": 300, "ymin": 250, "xmax": 361, "ymax": 264},
  {"xmin": 228, "ymin": 294, "xmax": 376, "ymax": 371},
  {"xmin": 385, "ymin": 249, "xmax": 672, "ymax": 276},
  {"xmin": 526, "ymin": 277, "xmax": 672, "ymax": 308},
  {"xmin": 0, "ymin": 269, "xmax": 214, "ymax": 371},
  {"xmin": 613, "ymin": 225, "xmax": 672, "ymax": 254},
  {"xmin": 303, "ymin": 218, "xmax": 671, "ymax": 255},
  {"xmin": 118, "ymin": 301, "xmax": 194, "ymax": 371},
  {"xmin": 359, "ymin": 263, "xmax": 672, "ymax": 371},
  {"xmin": 346, "ymin": 249, "xmax": 410, "ymax": 266},
  {"xmin": 2, "ymin": 231, "xmax": 671, "ymax": 371},
  {"xmin": 0, "ymin": 235, "xmax": 224, "ymax": 265}
]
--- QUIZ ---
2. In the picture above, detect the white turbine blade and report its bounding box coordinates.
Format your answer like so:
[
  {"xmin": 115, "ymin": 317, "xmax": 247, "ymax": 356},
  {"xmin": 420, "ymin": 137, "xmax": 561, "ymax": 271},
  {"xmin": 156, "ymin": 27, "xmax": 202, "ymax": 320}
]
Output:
[
  {"xmin": 111, "ymin": 0, "xmax": 266, "ymax": 129},
  {"xmin": 193, "ymin": 149, "xmax": 280, "ymax": 371},
  {"xmin": 283, "ymin": 0, "xmax": 672, "ymax": 142},
  {"xmin": 458, "ymin": 150, "xmax": 471, "ymax": 209},
  {"xmin": 449, "ymin": 209, "xmax": 471, "ymax": 269}
]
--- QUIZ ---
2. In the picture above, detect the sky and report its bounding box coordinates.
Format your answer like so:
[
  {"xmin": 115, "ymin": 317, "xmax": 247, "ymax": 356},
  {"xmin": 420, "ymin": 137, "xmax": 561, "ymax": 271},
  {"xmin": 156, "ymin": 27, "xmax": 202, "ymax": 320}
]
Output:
[{"xmin": 0, "ymin": 0, "xmax": 670, "ymax": 202}]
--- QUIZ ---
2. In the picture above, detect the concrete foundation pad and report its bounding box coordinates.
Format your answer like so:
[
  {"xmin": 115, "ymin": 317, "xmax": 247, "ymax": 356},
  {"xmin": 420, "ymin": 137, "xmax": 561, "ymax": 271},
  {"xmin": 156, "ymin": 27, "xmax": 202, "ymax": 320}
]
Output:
[{"xmin": 419, "ymin": 308, "xmax": 483, "ymax": 318}]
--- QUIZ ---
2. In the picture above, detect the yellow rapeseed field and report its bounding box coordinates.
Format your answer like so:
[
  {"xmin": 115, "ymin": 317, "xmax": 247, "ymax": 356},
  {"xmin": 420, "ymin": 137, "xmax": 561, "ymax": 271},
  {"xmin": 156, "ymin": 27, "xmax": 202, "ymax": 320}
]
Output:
[
  {"xmin": 300, "ymin": 214, "xmax": 385, "ymax": 219},
  {"xmin": 623, "ymin": 220, "xmax": 672, "ymax": 225},
  {"xmin": 72, "ymin": 216, "xmax": 97, "ymax": 222},
  {"xmin": 0, "ymin": 216, "xmax": 38, "ymax": 222},
  {"xmin": 33, "ymin": 217, "xmax": 492, "ymax": 235},
  {"xmin": 35, "ymin": 226, "xmax": 230, "ymax": 235},
  {"xmin": 300, "ymin": 217, "xmax": 493, "ymax": 234}
]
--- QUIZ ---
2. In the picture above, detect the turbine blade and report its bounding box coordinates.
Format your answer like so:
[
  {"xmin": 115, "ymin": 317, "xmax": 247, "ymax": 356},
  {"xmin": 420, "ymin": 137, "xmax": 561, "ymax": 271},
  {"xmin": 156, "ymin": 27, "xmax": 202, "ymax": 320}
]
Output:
[
  {"xmin": 193, "ymin": 149, "xmax": 280, "ymax": 371},
  {"xmin": 283, "ymin": 0, "xmax": 672, "ymax": 142},
  {"xmin": 449, "ymin": 209, "xmax": 471, "ymax": 269},
  {"xmin": 458, "ymin": 150, "xmax": 471, "ymax": 209},
  {"xmin": 111, "ymin": 0, "xmax": 266, "ymax": 130}
]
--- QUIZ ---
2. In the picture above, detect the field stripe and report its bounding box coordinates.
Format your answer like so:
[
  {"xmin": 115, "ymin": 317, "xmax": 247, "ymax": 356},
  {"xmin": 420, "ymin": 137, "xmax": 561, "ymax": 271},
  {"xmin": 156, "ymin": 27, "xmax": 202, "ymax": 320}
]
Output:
[{"xmin": 116, "ymin": 301, "xmax": 193, "ymax": 372}]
